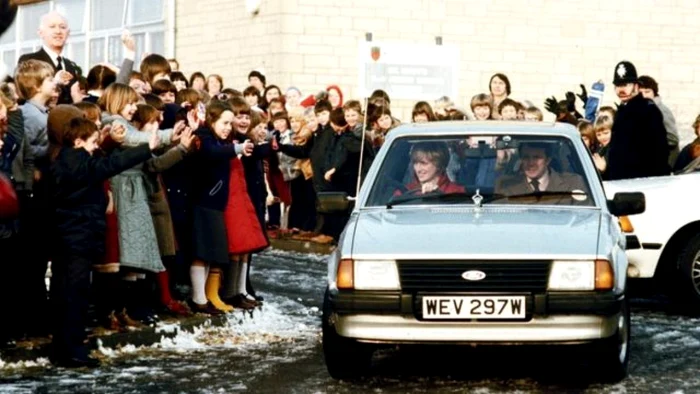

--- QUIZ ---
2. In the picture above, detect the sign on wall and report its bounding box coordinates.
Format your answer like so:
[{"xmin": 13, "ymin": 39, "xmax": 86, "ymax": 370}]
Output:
[{"xmin": 358, "ymin": 41, "xmax": 459, "ymax": 101}]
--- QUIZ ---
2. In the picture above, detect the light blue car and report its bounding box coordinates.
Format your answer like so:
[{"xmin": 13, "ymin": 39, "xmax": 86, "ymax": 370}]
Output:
[{"xmin": 319, "ymin": 121, "xmax": 645, "ymax": 382}]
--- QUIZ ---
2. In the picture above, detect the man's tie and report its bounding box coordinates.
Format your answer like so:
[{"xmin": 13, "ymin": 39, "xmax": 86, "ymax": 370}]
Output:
[
  {"xmin": 56, "ymin": 56, "xmax": 63, "ymax": 71},
  {"xmin": 531, "ymin": 179, "xmax": 541, "ymax": 192}
]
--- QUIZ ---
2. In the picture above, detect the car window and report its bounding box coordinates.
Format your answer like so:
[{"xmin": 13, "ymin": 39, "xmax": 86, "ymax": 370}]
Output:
[{"xmin": 365, "ymin": 134, "xmax": 595, "ymax": 207}]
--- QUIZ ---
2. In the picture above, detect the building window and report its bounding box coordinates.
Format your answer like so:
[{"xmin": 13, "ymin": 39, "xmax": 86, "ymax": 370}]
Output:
[{"xmin": 0, "ymin": 0, "xmax": 170, "ymax": 76}]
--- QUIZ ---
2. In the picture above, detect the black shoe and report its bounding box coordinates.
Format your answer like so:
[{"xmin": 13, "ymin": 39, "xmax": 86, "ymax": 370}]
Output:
[
  {"xmin": 51, "ymin": 355, "xmax": 101, "ymax": 368},
  {"xmin": 224, "ymin": 294, "xmax": 258, "ymax": 310}
]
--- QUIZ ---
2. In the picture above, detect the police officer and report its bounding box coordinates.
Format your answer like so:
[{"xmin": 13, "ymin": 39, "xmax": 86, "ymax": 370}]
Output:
[{"xmin": 605, "ymin": 61, "xmax": 670, "ymax": 180}]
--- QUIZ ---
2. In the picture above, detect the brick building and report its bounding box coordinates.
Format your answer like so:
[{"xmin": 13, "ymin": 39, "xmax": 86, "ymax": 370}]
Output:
[{"xmin": 3, "ymin": 0, "xmax": 700, "ymax": 141}]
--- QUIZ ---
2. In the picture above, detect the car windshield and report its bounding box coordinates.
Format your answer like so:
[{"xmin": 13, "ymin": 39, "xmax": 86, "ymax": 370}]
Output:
[{"xmin": 365, "ymin": 134, "xmax": 595, "ymax": 207}]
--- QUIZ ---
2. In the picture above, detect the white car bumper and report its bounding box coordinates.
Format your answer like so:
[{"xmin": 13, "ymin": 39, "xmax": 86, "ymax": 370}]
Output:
[{"xmin": 335, "ymin": 314, "xmax": 619, "ymax": 343}]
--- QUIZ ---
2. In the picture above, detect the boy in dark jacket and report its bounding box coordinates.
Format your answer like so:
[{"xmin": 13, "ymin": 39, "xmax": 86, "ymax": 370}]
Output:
[
  {"xmin": 321, "ymin": 108, "xmax": 375, "ymax": 240},
  {"xmin": 49, "ymin": 117, "xmax": 158, "ymax": 368}
]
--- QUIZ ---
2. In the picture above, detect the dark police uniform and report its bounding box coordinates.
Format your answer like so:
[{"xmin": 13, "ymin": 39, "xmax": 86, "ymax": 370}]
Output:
[{"xmin": 606, "ymin": 61, "xmax": 670, "ymax": 180}]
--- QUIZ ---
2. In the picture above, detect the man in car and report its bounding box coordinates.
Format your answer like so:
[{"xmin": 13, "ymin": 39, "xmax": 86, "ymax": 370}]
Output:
[{"xmin": 495, "ymin": 142, "xmax": 588, "ymax": 204}]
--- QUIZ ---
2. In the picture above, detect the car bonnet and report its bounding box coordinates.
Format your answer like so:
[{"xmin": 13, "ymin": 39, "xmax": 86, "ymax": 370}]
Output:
[{"xmin": 350, "ymin": 206, "xmax": 601, "ymax": 259}]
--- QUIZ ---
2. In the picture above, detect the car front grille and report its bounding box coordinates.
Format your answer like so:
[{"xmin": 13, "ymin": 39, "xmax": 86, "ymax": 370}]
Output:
[{"xmin": 397, "ymin": 260, "xmax": 551, "ymax": 293}]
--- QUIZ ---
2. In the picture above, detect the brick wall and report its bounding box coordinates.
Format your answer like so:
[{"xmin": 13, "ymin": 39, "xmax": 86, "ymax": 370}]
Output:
[
  {"xmin": 175, "ymin": 0, "xmax": 285, "ymax": 92},
  {"xmin": 176, "ymin": 0, "xmax": 700, "ymax": 144}
]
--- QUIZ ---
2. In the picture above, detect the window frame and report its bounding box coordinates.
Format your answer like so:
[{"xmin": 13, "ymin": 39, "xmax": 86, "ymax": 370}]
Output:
[{"xmin": 0, "ymin": 0, "xmax": 171, "ymax": 76}]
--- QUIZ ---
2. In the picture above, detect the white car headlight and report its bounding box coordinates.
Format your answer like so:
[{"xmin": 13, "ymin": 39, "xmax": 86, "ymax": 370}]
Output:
[
  {"xmin": 548, "ymin": 261, "xmax": 595, "ymax": 291},
  {"xmin": 354, "ymin": 260, "xmax": 401, "ymax": 290}
]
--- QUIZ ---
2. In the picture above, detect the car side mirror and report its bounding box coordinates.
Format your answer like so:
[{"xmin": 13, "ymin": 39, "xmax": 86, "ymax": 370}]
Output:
[
  {"xmin": 607, "ymin": 192, "xmax": 645, "ymax": 216},
  {"xmin": 317, "ymin": 192, "xmax": 352, "ymax": 214}
]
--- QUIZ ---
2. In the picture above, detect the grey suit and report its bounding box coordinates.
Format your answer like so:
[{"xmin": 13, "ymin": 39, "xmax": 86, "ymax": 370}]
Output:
[{"xmin": 495, "ymin": 170, "xmax": 590, "ymax": 205}]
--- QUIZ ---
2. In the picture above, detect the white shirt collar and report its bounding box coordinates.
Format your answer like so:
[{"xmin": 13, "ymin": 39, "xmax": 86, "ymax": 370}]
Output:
[
  {"xmin": 42, "ymin": 45, "xmax": 63, "ymax": 67},
  {"xmin": 528, "ymin": 169, "xmax": 550, "ymax": 191}
]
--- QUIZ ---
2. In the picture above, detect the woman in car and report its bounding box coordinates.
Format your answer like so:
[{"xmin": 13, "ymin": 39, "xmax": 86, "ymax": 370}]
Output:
[{"xmin": 395, "ymin": 141, "xmax": 465, "ymax": 196}]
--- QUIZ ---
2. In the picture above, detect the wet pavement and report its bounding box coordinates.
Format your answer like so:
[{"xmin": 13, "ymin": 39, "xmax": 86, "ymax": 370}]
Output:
[{"xmin": 1, "ymin": 249, "xmax": 700, "ymax": 393}]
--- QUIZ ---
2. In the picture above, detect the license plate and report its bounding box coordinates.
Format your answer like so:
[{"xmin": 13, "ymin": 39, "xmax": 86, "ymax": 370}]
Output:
[{"xmin": 422, "ymin": 296, "xmax": 526, "ymax": 319}]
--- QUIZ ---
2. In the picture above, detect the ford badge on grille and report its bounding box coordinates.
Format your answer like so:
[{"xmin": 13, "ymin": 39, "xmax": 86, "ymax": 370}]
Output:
[{"xmin": 461, "ymin": 270, "xmax": 486, "ymax": 281}]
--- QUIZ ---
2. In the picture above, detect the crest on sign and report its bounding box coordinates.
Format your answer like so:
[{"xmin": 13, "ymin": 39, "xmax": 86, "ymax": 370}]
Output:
[{"xmin": 371, "ymin": 46, "xmax": 381, "ymax": 61}]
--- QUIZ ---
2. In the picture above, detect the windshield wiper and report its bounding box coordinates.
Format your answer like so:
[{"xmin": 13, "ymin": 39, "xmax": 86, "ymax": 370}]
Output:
[{"xmin": 386, "ymin": 192, "xmax": 474, "ymax": 208}]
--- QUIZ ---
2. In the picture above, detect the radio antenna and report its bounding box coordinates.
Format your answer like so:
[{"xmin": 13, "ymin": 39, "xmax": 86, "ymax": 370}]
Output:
[{"xmin": 355, "ymin": 96, "xmax": 369, "ymax": 199}]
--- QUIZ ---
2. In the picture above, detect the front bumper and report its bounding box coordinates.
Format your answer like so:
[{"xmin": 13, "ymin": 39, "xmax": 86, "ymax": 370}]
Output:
[
  {"xmin": 328, "ymin": 290, "xmax": 623, "ymax": 343},
  {"xmin": 330, "ymin": 290, "xmax": 623, "ymax": 316},
  {"xmin": 334, "ymin": 313, "xmax": 620, "ymax": 343}
]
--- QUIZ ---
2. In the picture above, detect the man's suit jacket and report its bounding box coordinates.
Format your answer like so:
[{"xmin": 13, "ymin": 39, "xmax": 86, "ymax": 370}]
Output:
[
  {"xmin": 18, "ymin": 48, "xmax": 80, "ymax": 105},
  {"xmin": 495, "ymin": 170, "xmax": 590, "ymax": 205}
]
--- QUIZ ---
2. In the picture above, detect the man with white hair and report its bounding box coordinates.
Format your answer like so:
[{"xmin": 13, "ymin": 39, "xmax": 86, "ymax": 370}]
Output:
[{"xmin": 17, "ymin": 11, "xmax": 79, "ymax": 105}]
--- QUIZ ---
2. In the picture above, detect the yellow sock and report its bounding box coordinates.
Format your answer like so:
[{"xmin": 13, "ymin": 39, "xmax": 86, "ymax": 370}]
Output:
[{"xmin": 205, "ymin": 269, "xmax": 234, "ymax": 312}]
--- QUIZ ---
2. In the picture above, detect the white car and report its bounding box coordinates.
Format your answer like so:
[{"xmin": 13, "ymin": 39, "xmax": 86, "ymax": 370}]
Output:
[{"xmin": 604, "ymin": 172, "xmax": 700, "ymax": 304}]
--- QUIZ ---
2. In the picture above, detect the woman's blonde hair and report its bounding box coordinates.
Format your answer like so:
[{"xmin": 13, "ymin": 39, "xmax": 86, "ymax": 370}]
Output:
[
  {"xmin": 410, "ymin": 141, "xmax": 450, "ymax": 173},
  {"xmin": 98, "ymin": 83, "xmax": 139, "ymax": 115}
]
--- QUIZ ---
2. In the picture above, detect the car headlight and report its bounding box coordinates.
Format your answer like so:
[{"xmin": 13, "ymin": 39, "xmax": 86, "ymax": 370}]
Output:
[
  {"xmin": 547, "ymin": 260, "xmax": 614, "ymax": 291},
  {"xmin": 548, "ymin": 261, "xmax": 595, "ymax": 290},
  {"xmin": 336, "ymin": 259, "xmax": 401, "ymax": 290}
]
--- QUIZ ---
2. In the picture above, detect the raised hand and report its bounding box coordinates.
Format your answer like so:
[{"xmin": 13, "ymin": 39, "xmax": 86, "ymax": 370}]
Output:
[
  {"xmin": 544, "ymin": 96, "xmax": 559, "ymax": 115},
  {"xmin": 242, "ymin": 139, "xmax": 254, "ymax": 156},
  {"xmin": 565, "ymin": 91, "xmax": 576, "ymax": 112},
  {"xmin": 592, "ymin": 153, "xmax": 607, "ymax": 172},
  {"xmin": 421, "ymin": 181, "xmax": 438, "ymax": 194},
  {"xmin": 577, "ymin": 84, "xmax": 588, "ymax": 104},
  {"xmin": 54, "ymin": 70, "xmax": 73, "ymax": 86},
  {"xmin": 148, "ymin": 130, "xmax": 161, "ymax": 151},
  {"xmin": 99, "ymin": 124, "xmax": 112, "ymax": 143},
  {"xmin": 172, "ymin": 120, "xmax": 186, "ymax": 142},
  {"xmin": 122, "ymin": 29, "xmax": 136, "ymax": 53},
  {"xmin": 187, "ymin": 110, "xmax": 199, "ymax": 130},
  {"xmin": 179, "ymin": 127, "xmax": 196, "ymax": 150},
  {"xmin": 109, "ymin": 123, "xmax": 126, "ymax": 143}
]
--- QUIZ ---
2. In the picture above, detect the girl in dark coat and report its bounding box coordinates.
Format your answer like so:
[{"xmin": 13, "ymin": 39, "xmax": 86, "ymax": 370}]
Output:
[
  {"xmin": 189, "ymin": 100, "xmax": 254, "ymax": 314},
  {"xmin": 49, "ymin": 117, "xmax": 157, "ymax": 368}
]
